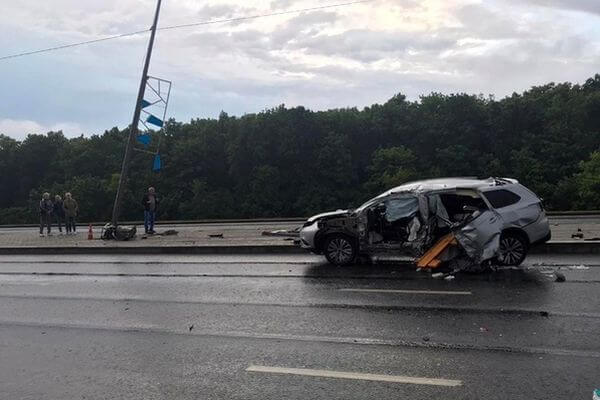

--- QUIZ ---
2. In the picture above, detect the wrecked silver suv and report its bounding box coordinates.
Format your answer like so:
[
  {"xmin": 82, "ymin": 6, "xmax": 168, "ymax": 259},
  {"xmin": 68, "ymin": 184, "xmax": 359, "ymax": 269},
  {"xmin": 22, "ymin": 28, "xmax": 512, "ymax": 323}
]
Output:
[{"xmin": 299, "ymin": 177, "xmax": 551, "ymax": 268}]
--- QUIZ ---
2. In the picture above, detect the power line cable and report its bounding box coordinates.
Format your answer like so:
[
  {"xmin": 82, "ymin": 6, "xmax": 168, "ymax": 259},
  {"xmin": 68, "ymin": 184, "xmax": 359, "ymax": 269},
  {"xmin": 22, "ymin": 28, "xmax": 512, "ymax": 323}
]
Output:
[
  {"xmin": 0, "ymin": 29, "xmax": 150, "ymax": 61},
  {"xmin": 158, "ymin": 0, "xmax": 376, "ymax": 31},
  {"xmin": 0, "ymin": 0, "xmax": 377, "ymax": 62}
]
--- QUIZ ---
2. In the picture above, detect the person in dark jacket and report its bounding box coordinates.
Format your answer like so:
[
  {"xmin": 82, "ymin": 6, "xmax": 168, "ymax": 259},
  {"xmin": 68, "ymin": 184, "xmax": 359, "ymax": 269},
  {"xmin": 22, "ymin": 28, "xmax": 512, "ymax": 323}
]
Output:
[
  {"xmin": 53, "ymin": 195, "xmax": 66, "ymax": 234},
  {"xmin": 141, "ymin": 187, "xmax": 159, "ymax": 234},
  {"xmin": 39, "ymin": 192, "xmax": 53, "ymax": 236}
]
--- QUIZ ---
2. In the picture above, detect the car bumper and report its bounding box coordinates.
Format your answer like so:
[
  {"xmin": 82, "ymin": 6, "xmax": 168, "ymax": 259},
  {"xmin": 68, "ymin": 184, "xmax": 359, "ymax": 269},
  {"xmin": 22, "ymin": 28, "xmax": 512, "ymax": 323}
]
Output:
[
  {"xmin": 522, "ymin": 210, "xmax": 551, "ymax": 246},
  {"xmin": 299, "ymin": 222, "xmax": 319, "ymax": 250},
  {"xmin": 531, "ymin": 230, "xmax": 551, "ymax": 247}
]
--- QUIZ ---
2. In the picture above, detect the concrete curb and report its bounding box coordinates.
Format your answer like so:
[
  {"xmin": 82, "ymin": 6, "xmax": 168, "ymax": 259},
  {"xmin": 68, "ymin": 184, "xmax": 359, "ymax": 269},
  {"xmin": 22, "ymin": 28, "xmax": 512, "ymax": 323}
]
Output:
[
  {"xmin": 532, "ymin": 241, "xmax": 600, "ymax": 254},
  {"xmin": 0, "ymin": 241, "xmax": 598, "ymax": 255}
]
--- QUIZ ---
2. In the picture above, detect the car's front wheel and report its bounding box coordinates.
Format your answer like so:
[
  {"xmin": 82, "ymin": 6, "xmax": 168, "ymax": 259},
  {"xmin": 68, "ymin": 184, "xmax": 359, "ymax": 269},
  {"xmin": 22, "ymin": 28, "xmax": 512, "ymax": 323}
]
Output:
[
  {"xmin": 497, "ymin": 232, "xmax": 528, "ymax": 266},
  {"xmin": 323, "ymin": 234, "xmax": 356, "ymax": 266}
]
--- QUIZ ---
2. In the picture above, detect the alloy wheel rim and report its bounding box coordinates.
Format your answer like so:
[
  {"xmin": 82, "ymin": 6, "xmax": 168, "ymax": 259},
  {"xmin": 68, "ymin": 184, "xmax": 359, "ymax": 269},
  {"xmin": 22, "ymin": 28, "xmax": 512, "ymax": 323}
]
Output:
[
  {"xmin": 499, "ymin": 237, "xmax": 524, "ymax": 265},
  {"xmin": 327, "ymin": 238, "xmax": 353, "ymax": 264}
]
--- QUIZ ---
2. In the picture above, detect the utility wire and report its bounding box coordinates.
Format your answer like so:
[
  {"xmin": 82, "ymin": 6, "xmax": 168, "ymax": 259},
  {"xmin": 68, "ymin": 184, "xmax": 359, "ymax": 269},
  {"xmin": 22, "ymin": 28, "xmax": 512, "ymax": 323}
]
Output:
[
  {"xmin": 0, "ymin": 29, "xmax": 150, "ymax": 61},
  {"xmin": 0, "ymin": 0, "xmax": 377, "ymax": 62},
  {"xmin": 158, "ymin": 0, "xmax": 376, "ymax": 31}
]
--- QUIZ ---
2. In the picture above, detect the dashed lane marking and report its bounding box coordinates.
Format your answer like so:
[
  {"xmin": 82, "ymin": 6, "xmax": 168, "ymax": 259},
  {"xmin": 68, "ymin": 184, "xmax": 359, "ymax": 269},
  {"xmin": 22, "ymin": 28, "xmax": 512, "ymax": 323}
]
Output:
[
  {"xmin": 246, "ymin": 365, "xmax": 463, "ymax": 387},
  {"xmin": 339, "ymin": 288, "xmax": 472, "ymax": 295}
]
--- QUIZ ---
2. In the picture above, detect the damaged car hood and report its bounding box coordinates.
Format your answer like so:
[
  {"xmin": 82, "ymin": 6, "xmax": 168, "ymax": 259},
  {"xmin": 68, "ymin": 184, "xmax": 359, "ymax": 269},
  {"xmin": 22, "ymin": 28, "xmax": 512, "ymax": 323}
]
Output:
[{"xmin": 306, "ymin": 209, "xmax": 350, "ymax": 223}]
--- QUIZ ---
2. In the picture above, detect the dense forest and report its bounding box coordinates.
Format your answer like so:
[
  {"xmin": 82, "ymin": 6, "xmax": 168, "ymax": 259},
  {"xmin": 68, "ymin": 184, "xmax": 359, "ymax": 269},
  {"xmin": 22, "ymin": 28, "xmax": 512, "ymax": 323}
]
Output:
[{"xmin": 1, "ymin": 75, "xmax": 600, "ymax": 224}]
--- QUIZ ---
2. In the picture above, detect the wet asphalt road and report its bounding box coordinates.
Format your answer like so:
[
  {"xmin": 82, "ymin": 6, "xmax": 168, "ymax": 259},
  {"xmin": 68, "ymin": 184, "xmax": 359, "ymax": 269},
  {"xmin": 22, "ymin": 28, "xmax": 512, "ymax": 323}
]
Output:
[{"xmin": 0, "ymin": 254, "xmax": 599, "ymax": 399}]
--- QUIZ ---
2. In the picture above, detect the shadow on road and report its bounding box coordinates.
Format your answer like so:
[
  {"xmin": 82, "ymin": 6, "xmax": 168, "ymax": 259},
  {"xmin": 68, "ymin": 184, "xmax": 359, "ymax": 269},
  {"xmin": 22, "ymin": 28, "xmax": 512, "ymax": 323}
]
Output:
[{"xmin": 301, "ymin": 260, "xmax": 554, "ymax": 289}]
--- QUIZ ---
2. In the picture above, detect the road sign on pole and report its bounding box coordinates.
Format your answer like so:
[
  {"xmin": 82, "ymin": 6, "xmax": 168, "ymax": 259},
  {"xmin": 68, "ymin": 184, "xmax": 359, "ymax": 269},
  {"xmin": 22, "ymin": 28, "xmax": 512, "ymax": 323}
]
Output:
[{"xmin": 111, "ymin": 0, "xmax": 162, "ymax": 227}]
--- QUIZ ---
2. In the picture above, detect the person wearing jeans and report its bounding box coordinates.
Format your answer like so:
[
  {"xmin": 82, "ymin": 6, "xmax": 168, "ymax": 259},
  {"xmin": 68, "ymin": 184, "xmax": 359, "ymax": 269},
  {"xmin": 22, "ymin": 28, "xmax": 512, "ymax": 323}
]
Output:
[
  {"xmin": 141, "ymin": 187, "xmax": 159, "ymax": 234},
  {"xmin": 63, "ymin": 192, "xmax": 79, "ymax": 234},
  {"xmin": 39, "ymin": 192, "xmax": 53, "ymax": 236},
  {"xmin": 53, "ymin": 195, "xmax": 65, "ymax": 234}
]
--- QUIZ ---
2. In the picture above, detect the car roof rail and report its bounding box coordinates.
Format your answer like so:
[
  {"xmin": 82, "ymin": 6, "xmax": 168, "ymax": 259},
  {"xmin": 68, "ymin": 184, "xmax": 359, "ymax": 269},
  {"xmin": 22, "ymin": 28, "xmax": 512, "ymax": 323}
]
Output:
[{"xmin": 493, "ymin": 177, "xmax": 517, "ymax": 185}]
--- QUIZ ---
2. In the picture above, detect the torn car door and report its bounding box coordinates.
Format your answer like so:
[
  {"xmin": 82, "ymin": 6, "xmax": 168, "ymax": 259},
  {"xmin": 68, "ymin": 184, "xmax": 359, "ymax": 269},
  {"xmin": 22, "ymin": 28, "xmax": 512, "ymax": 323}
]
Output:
[
  {"xmin": 359, "ymin": 193, "xmax": 427, "ymax": 256},
  {"xmin": 453, "ymin": 209, "xmax": 503, "ymax": 264}
]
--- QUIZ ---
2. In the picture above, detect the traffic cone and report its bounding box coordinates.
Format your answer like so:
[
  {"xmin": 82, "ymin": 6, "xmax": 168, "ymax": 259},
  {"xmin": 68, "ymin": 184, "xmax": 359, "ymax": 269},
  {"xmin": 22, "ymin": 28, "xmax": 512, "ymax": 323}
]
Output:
[{"xmin": 88, "ymin": 224, "xmax": 94, "ymax": 240}]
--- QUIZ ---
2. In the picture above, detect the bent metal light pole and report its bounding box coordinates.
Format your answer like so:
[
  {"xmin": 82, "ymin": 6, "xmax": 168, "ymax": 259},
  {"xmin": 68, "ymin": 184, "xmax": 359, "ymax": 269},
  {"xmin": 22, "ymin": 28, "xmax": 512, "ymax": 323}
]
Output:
[{"xmin": 111, "ymin": 0, "xmax": 162, "ymax": 226}]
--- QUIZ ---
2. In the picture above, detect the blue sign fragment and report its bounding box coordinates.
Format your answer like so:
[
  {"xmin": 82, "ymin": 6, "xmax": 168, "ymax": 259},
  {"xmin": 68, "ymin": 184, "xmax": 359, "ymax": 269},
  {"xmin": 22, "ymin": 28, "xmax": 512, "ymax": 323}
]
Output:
[
  {"xmin": 146, "ymin": 114, "xmax": 163, "ymax": 127},
  {"xmin": 153, "ymin": 154, "xmax": 162, "ymax": 171},
  {"xmin": 137, "ymin": 134, "xmax": 151, "ymax": 146},
  {"xmin": 141, "ymin": 99, "xmax": 151, "ymax": 108}
]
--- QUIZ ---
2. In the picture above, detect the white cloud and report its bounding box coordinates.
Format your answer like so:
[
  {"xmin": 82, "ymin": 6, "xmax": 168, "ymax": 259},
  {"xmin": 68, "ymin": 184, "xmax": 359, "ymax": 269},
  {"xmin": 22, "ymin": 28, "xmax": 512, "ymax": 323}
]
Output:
[
  {"xmin": 0, "ymin": 0, "xmax": 599, "ymax": 139},
  {"xmin": 0, "ymin": 119, "xmax": 84, "ymax": 140}
]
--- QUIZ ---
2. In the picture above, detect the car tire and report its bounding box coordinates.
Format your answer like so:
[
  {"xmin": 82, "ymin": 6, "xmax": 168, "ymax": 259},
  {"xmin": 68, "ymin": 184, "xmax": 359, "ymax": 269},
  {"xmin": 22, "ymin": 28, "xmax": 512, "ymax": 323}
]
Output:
[
  {"xmin": 323, "ymin": 234, "xmax": 356, "ymax": 266},
  {"xmin": 497, "ymin": 232, "xmax": 528, "ymax": 266}
]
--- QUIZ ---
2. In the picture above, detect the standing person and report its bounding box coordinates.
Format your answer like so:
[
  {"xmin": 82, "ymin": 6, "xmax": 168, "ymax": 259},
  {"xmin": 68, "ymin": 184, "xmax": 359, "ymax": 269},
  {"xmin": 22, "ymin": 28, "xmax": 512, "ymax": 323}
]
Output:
[
  {"xmin": 53, "ymin": 195, "xmax": 66, "ymax": 234},
  {"xmin": 141, "ymin": 187, "xmax": 159, "ymax": 234},
  {"xmin": 63, "ymin": 192, "xmax": 79, "ymax": 234},
  {"xmin": 39, "ymin": 192, "xmax": 53, "ymax": 237}
]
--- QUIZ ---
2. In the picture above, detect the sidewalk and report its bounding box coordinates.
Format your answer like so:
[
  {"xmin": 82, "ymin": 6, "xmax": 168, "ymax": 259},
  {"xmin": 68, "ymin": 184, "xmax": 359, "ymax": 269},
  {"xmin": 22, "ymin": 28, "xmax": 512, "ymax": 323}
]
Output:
[
  {"xmin": 0, "ymin": 222, "xmax": 302, "ymax": 254},
  {"xmin": 0, "ymin": 219, "xmax": 599, "ymax": 254}
]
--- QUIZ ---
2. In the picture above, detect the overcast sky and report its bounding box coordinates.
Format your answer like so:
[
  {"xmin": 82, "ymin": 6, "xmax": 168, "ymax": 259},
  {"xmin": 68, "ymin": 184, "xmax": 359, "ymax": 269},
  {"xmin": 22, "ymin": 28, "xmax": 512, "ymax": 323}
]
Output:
[{"xmin": 1, "ymin": 0, "xmax": 599, "ymax": 140}]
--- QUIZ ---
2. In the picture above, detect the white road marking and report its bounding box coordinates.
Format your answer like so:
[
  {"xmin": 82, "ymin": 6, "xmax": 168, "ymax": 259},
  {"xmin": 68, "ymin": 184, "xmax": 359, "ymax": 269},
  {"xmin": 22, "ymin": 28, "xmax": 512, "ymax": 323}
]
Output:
[
  {"xmin": 246, "ymin": 365, "xmax": 462, "ymax": 387},
  {"xmin": 339, "ymin": 288, "xmax": 472, "ymax": 295}
]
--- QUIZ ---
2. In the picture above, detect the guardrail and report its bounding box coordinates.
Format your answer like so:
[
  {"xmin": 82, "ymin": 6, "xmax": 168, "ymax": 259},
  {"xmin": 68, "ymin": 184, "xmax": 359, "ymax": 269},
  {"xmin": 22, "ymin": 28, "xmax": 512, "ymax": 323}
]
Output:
[
  {"xmin": 0, "ymin": 212, "xmax": 598, "ymax": 229},
  {"xmin": 0, "ymin": 217, "xmax": 307, "ymax": 229}
]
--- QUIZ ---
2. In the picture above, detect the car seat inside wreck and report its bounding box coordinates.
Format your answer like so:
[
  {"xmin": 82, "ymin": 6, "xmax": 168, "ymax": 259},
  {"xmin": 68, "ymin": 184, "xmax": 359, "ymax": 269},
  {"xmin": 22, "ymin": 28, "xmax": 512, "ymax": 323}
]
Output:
[{"xmin": 360, "ymin": 188, "xmax": 497, "ymax": 271}]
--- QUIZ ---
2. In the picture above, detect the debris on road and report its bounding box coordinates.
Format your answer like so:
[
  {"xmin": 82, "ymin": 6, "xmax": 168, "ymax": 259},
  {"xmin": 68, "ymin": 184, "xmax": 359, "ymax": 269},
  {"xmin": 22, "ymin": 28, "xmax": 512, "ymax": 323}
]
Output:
[
  {"xmin": 571, "ymin": 229, "xmax": 584, "ymax": 239},
  {"xmin": 569, "ymin": 265, "xmax": 590, "ymax": 270},
  {"xmin": 262, "ymin": 228, "xmax": 300, "ymax": 237},
  {"xmin": 101, "ymin": 224, "xmax": 137, "ymax": 241},
  {"xmin": 208, "ymin": 233, "xmax": 224, "ymax": 238},
  {"xmin": 555, "ymin": 272, "xmax": 566, "ymax": 282}
]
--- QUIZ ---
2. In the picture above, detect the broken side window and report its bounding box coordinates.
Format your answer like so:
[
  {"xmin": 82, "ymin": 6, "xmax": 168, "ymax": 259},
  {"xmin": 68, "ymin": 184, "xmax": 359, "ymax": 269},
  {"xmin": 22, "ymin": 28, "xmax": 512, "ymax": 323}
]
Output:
[
  {"xmin": 365, "ymin": 195, "xmax": 419, "ymax": 244},
  {"xmin": 439, "ymin": 191, "xmax": 488, "ymax": 222},
  {"xmin": 383, "ymin": 196, "xmax": 419, "ymax": 223},
  {"xmin": 482, "ymin": 189, "xmax": 521, "ymax": 209}
]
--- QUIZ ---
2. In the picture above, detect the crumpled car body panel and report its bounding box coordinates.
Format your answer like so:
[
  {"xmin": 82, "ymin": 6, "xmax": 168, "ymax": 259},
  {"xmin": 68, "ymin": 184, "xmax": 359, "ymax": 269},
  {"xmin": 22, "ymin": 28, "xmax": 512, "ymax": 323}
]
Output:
[{"xmin": 453, "ymin": 210, "xmax": 503, "ymax": 264}]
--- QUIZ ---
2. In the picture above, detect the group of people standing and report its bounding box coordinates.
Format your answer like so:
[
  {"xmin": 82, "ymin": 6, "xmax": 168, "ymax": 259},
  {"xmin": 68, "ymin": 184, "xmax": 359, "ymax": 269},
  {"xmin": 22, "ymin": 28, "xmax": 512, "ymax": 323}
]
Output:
[
  {"xmin": 38, "ymin": 187, "xmax": 159, "ymax": 237},
  {"xmin": 39, "ymin": 192, "xmax": 79, "ymax": 236}
]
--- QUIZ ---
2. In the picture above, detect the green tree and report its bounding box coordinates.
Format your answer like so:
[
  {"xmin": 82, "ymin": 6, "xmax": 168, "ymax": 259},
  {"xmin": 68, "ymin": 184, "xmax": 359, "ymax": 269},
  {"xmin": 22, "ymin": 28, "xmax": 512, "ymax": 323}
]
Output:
[
  {"xmin": 574, "ymin": 151, "xmax": 600, "ymax": 209},
  {"xmin": 365, "ymin": 146, "xmax": 417, "ymax": 193}
]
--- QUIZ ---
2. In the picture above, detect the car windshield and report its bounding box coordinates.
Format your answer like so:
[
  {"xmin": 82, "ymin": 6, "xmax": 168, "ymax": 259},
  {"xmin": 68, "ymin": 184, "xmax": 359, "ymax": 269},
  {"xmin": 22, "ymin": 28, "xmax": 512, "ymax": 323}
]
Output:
[{"xmin": 355, "ymin": 191, "xmax": 394, "ymax": 213}]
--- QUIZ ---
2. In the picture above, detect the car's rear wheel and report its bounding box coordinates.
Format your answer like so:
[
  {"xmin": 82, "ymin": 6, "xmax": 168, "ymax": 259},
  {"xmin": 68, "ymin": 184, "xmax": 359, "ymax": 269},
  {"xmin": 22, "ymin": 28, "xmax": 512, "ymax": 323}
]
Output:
[
  {"xmin": 323, "ymin": 234, "xmax": 356, "ymax": 266},
  {"xmin": 497, "ymin": 232, "xmax": 528, "ymax": 266}
]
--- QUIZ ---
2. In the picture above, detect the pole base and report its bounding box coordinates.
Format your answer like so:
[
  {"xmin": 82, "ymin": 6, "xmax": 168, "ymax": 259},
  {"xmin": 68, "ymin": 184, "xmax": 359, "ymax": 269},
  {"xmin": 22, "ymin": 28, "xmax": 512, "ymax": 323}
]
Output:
[{"xmin": 101, "ymin": 223, "xmax": 137, "ymax": 241}]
